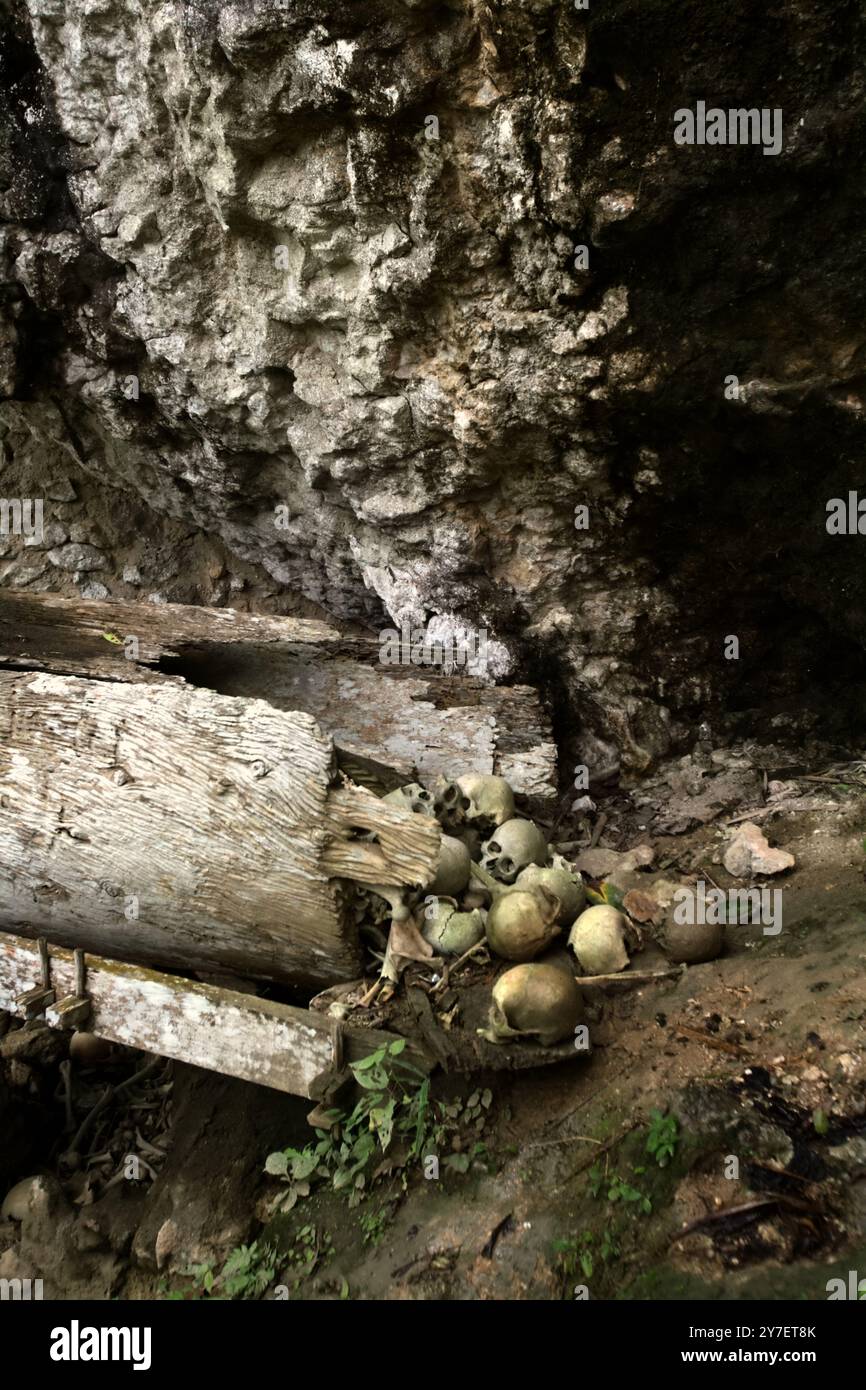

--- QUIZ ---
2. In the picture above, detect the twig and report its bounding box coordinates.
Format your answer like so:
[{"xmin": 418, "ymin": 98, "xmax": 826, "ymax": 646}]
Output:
[
  {"xmin": 674, "ymin": 1025, "xmax": 750, "ymax": 1057},
  {"xmin": 589, "ymin": 812, "xmax": 608, "ymax": 848},
  {"xmin": 552, "ymin": 1120, "xmax": 641, "ymax": 1190},
  {"xmin": 577, "ymin": 966, "xmax": 684, "ymax": 987},
  {"xmin": 359, "ymin": 977, "xmax": 384, "ymax": 1008},
  {"xmin": 68, "ymin": 1056, "xmax": 161, "ymax": 1155},
  {"xmin": 673, "ymin": 1192, "xmax": 816, "ymax": 1241},
  {"xmin": 527, "ymin": 1134, "xmax": 604, "ymax": 1151},
  {"xmin": 58, "ymin": 1059, "xmax": 74, "ymax": 1133},
  {"xmin": 674, "ymin": 1198, "xmax": 780, "ymax": 1239},
  {"xmin": 725, "ymin": 807, "xmax": 775, "ymax": 825},
  {"xmin": 431, "ymin": 939, "xmax": 488, "ymax": 995}
]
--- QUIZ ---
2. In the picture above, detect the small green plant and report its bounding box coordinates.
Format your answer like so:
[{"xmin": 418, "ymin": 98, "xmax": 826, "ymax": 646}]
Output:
[
  {"xmin": 359, "ymin": 1204, "xmax": 391, "ymax": 1247},
  {"xmin": 646, "ymin": 1109, "xmax": 679, "ymax": 1167},
  {"xmin": 283, "ymin": 1224, "xmax": 334, "ymax": 1276},
  {"xmin": 552, "ymin": 1226, "xmax": 620, "ymax": 1295},
  {"xmin": 607, "ymin": 1175, "xmax": 652, "ymax": 1213},
  {"xmin": 588, "ymin": 1164, "xmax": 652, "ymax": 1215},
  {"xmin": 165, "ymin": 1241, "xmax": 278, "ymax": 1300},
  {"xmin": 266, "ymin": 1042, "xmax": 489, "ymax": 1212},
  {"xmin": 599, "ymin": 1228, "xmax": 621, "ymax": 1262},
  {"xmin": 553, "ymin": 1233, "xmax": 594, "ymax": 1282}
]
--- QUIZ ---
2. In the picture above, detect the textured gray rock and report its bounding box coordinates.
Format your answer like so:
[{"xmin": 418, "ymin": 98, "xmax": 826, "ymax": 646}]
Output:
[
  {"xmin": 1, "ymin": 0, "xmax": 865, "ymax": 780},
  {"xmin": 723, "ymin": 822, "xmax": 796, "ymax": 878}
]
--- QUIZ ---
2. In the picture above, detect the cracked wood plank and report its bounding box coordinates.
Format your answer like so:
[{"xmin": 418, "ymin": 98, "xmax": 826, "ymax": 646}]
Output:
[
  {"xmin": 0, "ymin": 931, "xmax": 425, "ymax": 1097},
  {"xmin": 0, "ymin": 591, "xmax": 557, "ymax": 807},
  {"xmin": 0, "ymin": 670, "xmax": 439, "ymax": 989}
]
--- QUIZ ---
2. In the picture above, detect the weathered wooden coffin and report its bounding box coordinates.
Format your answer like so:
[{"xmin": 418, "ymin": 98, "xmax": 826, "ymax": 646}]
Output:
[
  {"xmin": 0, "ymin": 591, "xmax": 558, "ymax": 1093},
  {"xmin": 0, "ymin": 591, "xmax": 557, "ymax": 809},
  {"xmin": 0, "ymin": 668, "xmax": 441, "ymax": 990}
]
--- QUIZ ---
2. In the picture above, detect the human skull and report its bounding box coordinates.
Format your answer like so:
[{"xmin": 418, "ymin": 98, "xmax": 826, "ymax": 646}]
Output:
[
  {"xmin": 482, "ymin": 962, "xmax": 584, "ymax": 1047},
  {"xmin": 382, "ymin": 783, "xmax": 435, "ymax": 817},
  {"xmin": 515, "ymin": 862, "xmax": 586, "ymax": 926},
  {"xmin": 428, "ymin": 834, "xmax": 472, "ymax": 897},
  {"xmin": 660, "ymin": 914, "xmax": 724, "ymax": 964},
  {"xmin": 456, "ymin": 774, "xmax": 516, "ymax": 830},
  {"xmin": 480, "ymin": 817, "xmax": 548, "ymax": 884},
  {"xmin": 421, "ymin": 898, "xmax": 486, "ymax": 956},
  {"xmin": 429, "ymin": 777, "xmax": 472, "ymax": 833},
  {"xmin": 485, "ymin": 885, "xmax": 561, "ymax": 961},
  {"xmin": 568, "ymin": 905, "xmax": 630, "ymax": 974}
]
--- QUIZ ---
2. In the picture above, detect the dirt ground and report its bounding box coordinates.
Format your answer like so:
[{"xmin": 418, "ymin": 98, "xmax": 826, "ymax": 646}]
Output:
[{"xmin": 2, "ymin": 751, "xmax": 866, "ymax": 1301}]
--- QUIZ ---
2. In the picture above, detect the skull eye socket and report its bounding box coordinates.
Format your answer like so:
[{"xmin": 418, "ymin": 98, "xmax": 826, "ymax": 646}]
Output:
[
  {"xmin": 418, "ymin": 790, "xmax": 431, "ymax": 802},
  {"xmin": 501, "ymin": 857, "xmax": 514, "ymax": 875},
  {"xmin": 488, "ymin": 841, "xmax": 501, "ymax": 854},
  {"xmin": 441, "ymin": 786, "xmax": 458, "ymax": 805},
  {"xmin": 460, "ymin": 796, "xmax": 471, "ymax": 811}
]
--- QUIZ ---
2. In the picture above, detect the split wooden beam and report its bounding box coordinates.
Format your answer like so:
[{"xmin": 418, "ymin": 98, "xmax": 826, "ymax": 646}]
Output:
[
  {"xmin": 0, "ymin": 668, "xmax": 439, "ymax": 989},
  {"xmin": 0, "ymin": 590, "xmax": 557, "ymax": 807},
  {"xmin": 0, "ymin": 931, "xmax": 429, "ymax": 1098}
]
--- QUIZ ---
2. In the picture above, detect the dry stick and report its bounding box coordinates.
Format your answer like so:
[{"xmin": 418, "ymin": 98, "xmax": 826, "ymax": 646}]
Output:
[
  {"xmin": 68, "ymin": 1056, "xmax": 162, "ymax": 1156},
  {"xmin": 674, "ymin": 1025, "xmax": 750, "ymax": 1057},
  {"xmin": 527, "ymin": 1134, "xmax": 604, "ymax": 1151},
  {"xmin": 673, "ymin": 1193, "xmax": 816, "ymax": 1242},
  {"xmin": 58, "ymin": 1059, "xmax": 74, "ymax": 1133},
  {"xmin": 589, "ymin": 811, "xmax": 608, "ymax": 848},
  {"xmin": 577, "ymin": 966, "xmax": 684, "ymax": 988},
  {"xmin": 431, "ymin": 939, "xmax": 489, "ymax": 995},
  {"xmin": 553, "ymin": 1120, "xmax": 641, "ymax": 1190},
  {"xmin": 725, "ymin": 807, "xmax": 776, "ymax": 825},
  {"xmin": 359, "ymin": 977, "xmax": 384, "ymax": 1009}
]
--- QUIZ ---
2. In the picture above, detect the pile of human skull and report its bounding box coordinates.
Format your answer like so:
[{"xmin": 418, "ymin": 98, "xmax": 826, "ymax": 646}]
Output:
[{"xmin": 360, "ymin": 774, "xmax": 641, "ymax": 1050}]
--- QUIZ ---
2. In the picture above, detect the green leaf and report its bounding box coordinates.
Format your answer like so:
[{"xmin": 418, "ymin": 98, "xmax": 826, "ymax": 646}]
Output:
[
  {"xmin": 264, "ymin": 1151, "xmax": 290, "ymax": 1177},
  {"xmin": 352, "ymin": 1047, "xmax": 387, "ymax": 1071},
  {"xmin": 353, "ymin": 1070, "xmax": 387, "ymax": 1091},
  {"xmin": 388, "ymin": 1038, "xmax": 407, "ymax": 1055},
  {"xmin": 291, "ymin": 1151, "xmax": 320, "ymax": 1181}
]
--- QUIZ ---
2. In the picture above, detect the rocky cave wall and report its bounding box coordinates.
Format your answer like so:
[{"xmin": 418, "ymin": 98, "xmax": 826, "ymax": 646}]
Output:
[{"xmin": 1, "ymin": 0, "xmax": 865, "ymax": 784}]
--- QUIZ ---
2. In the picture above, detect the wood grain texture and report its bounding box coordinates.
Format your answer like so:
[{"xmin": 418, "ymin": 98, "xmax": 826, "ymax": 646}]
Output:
[
  {"xmin": 0, "ymin": 591, "xmax": 557, "ymax": 805},
  {"xmin": 0, "ymin": 671, "xmax": 439, "ymax": 988},
  {"xmin": 0, "ymin": 932, "xmax": 423, "ymax": 1097}
]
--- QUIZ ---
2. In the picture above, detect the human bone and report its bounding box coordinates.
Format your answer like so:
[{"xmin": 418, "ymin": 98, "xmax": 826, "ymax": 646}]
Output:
[
  {"xmin": 483, "ymin": 962, "xmax": 584, "ymax": 1046},
  {"xmin": 69, "ymin": 1032, "xmax": 112, "ymax": 1067},
  {"xmin": 382, "ymin": 783, "xmax": 435, "ymax": 817},
  {"xmin": 660, "ymin": 915, "xmax": 724, "ymax": 964},
  {"xmin": 481, "ymin": 817, "xmax": 549, "ymax": 884},
  {"xmin": 421, "ymin": 899, "xmax": 486, "ymax": 956},
  {"xmin": 455, "ymin": 774, "xmax": 516, "ymax": 828},
  {"xmin": 1, "ymin": 1176, "xmax": 41, "ymax": 1222},
  {"xmin": 428, "ymin": 834, "xmax": 472, "ymax": 897},
  {"xmin": 515, "ymin": 862, "xmax": 585, "ymax": 925},
  {"xmin": 485, "ymin": 884, "xmax": 560, "ymax": 961},
  {"xmin": 429, "ymin": 777, "xmax": 472, "ymax": 832},
  {"xmin": 568, "ymin": 905, "xmax": 630, "ymax": 974}
]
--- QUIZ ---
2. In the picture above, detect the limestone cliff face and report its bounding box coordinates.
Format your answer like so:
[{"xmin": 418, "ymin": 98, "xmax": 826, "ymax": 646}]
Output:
[{"xmin": 2, "ymin": 0, "xmax": 865, "ymax": 780}]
